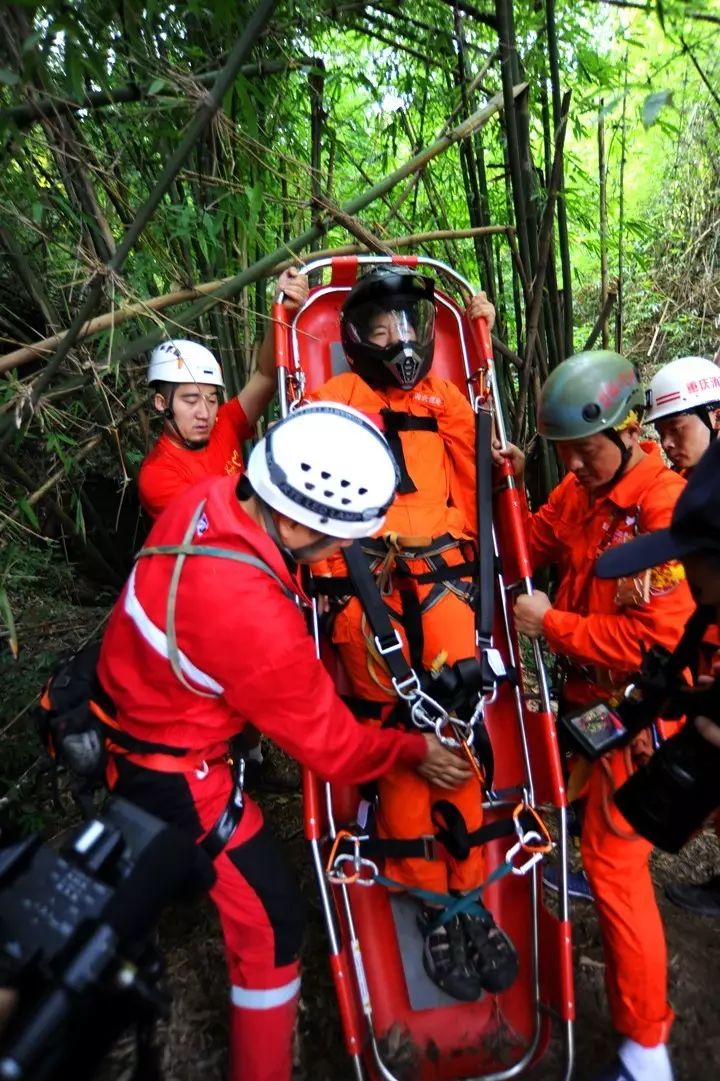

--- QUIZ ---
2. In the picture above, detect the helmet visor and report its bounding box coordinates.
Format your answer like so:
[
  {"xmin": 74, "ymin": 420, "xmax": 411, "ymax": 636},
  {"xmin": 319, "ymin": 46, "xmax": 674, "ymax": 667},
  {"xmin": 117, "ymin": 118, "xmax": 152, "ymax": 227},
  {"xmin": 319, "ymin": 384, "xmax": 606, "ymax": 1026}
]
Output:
[{"xmin": 343, "ymin": 298, "xmax": 435, "ymax": 352}]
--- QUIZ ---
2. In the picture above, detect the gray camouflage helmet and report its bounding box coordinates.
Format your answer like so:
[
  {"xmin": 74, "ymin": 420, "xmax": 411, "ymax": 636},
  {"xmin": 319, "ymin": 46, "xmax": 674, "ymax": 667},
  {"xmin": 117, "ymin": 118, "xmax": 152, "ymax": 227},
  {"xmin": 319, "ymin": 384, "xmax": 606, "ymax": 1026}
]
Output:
[{"xmin": 538, "ymin": 351, "xmax": 645, "ymax": 441}]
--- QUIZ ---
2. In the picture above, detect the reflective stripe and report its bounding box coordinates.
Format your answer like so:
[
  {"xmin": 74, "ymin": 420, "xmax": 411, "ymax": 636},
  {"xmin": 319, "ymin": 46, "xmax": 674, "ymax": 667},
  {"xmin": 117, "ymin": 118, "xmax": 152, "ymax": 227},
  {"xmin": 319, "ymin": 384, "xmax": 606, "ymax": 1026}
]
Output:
[
  {"xmin": 230, "ymin": 976, "xmax": 301, "ymax": 1011},
  {"xmin": 124, "ymin": 566, "xmax": 223, "ymax": 695}
]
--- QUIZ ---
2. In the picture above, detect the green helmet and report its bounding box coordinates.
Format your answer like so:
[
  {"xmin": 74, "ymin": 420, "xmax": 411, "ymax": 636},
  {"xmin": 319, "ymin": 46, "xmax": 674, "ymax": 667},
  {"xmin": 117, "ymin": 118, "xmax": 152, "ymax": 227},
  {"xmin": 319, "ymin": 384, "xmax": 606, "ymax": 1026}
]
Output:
[{"xmin": 538, "ymin": 351, "xmax": 645, "ymax": 442}]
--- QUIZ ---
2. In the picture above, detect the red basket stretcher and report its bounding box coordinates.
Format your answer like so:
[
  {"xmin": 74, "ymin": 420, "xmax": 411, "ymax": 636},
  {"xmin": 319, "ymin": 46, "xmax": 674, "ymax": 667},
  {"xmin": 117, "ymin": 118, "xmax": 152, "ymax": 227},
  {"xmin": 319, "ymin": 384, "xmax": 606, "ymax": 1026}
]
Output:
[{"xmin": 273, "ymin": 254, "xmax": 575, "ymax": 1080}]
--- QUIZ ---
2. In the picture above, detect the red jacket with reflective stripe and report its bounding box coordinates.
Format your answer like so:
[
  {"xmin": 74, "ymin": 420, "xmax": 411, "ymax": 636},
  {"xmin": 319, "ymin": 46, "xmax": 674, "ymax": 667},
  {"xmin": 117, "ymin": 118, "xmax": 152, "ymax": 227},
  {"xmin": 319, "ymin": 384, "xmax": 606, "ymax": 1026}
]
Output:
[
  {"xmin": 520, "ymin": 442, "xmax": 695, "ymax": 705},
  {"xmin": 138, "ymin": 397, "xmax": 252, "ymax": 520},
  {"xmin": 98, "ymin": 475, "xmax": 426, "ymax": 782}
]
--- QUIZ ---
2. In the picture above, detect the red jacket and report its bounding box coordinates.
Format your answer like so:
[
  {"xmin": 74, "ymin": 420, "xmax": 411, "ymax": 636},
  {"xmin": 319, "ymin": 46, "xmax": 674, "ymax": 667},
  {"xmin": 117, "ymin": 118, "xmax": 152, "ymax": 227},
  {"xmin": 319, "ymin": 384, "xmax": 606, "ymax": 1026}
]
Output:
[
  {"xmin": 138, "ymin": 397, "xmax": 252, "ymax": 520},
  {"xmin": 98, "ymin": 475, "xmax": 426, "ymax": 782},
  {"xmin": 521, "ymin": 442, "xmax": 695, "ymax": 705}
]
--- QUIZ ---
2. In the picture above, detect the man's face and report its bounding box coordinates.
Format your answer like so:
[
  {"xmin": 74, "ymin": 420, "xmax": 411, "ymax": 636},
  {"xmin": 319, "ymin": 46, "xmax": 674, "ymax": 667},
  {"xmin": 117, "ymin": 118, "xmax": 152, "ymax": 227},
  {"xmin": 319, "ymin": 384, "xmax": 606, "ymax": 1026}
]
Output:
[
  {"xmin": 366, "ymin": 310, "xmax": 417, "ymax": 349},
  {"xmin": 155, "ymin": 382, "xmax": 220, "ymax": 444},
  {"xmin": 683, "ymin": 553, "xmax": 720, "ymax": 624},
  {"xmin": 276, "ymin": 518, "xmax": 352, "ymax": 563},
  {"xmin": 655, "ymin": 412, "xmax": 717, "ymax": 472},
  {"xmin": 556, "ymin": 431, "xmax": 630, "ymax": 493}
]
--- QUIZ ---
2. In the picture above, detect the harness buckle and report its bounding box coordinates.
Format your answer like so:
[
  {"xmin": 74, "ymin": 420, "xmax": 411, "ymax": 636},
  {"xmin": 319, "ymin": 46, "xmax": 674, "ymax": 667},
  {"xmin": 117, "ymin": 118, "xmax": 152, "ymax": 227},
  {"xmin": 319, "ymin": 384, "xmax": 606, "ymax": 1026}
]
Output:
[
  {"xmin": 375, "ymin": 630, "xmax": 404, "ymax": 657},
  {"xmin": 392, "ymin": 670, "xmax": 422, "ymax": 699},
  {"xmin": 421, "ymin": 835, "xmax": 439, "ymax": 860}
]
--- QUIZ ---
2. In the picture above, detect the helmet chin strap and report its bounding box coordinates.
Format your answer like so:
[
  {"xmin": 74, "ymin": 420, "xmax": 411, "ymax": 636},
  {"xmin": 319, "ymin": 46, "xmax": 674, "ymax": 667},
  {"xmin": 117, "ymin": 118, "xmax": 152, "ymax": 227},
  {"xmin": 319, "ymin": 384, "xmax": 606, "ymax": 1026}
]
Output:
[
  {"xmin": 693, "ymin": 405, "xmax": 719, "ymax": 439},
  {"xmin": 162, "ymin": 386, "xmax": 210, "ymax": 452},
  {"xmin": 602, "ymin": 428, "xmax": 634, "ymax": 488}
]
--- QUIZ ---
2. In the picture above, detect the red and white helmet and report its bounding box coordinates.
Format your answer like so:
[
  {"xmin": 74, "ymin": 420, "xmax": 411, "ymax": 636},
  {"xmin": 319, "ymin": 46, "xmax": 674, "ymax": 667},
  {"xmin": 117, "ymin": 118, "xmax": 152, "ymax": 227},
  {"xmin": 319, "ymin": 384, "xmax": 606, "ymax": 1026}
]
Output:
[
  {"xmin": 148, "ymin": 339, "xmax": 224, "ymax": 389},
  {"xmin": 247, "ymin": 403, "xmax": 399, "ymax": 539},
  {"xmin": 645, "ymin": 356, "xmax": 720, "ymax": 423}
]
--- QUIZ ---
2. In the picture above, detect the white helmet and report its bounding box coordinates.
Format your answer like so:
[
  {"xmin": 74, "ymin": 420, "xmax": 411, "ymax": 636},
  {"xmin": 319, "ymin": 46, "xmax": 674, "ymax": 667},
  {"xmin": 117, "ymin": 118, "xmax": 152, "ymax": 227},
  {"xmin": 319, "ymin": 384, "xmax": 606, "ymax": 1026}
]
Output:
[
  {"xmin": 247, "ymin": 403, "xmax": 399, "ymax": 539},
  {"xmin": 148, "ymin": 339, "xmax": 224, "ymax": 389},
  {"xmin": 645, "ymin": 356, "xmax": 720, "ymax": 422}
]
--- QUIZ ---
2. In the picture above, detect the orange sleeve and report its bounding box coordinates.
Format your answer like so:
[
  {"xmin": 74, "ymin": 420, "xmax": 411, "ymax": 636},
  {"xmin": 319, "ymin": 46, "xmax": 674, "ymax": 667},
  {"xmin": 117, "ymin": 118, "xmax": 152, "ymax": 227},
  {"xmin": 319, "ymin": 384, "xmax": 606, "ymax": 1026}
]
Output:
[
  {"xmin": 518, "ymin": 479, "xmax": 569, "ymax": 571},
  {"xmin": 542, "ymin": 578, "xmax": 694, "ymax": 673},
  {"xmin": 440, "ymin": 381, "xmax": 477, "ymax": 536},
  {"xmin": 542, "ymin": 487, "xmax": 694, "ymax": 672}
]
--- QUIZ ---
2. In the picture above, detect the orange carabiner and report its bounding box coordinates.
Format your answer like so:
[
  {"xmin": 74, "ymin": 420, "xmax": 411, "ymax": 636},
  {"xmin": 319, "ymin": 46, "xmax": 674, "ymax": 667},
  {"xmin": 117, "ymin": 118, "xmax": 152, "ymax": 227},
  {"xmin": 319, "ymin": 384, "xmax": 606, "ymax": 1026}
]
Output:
[
  {"xmin": 325, "ymin": 829, "xmax": 359, "ymax": 882},
  {"xmin": 512, "ymin": 802, "xmax": 553, "ymax": 854},
  {"xmin": 460, "ymin": 738, "xmax": 485, "ymax": 784}
]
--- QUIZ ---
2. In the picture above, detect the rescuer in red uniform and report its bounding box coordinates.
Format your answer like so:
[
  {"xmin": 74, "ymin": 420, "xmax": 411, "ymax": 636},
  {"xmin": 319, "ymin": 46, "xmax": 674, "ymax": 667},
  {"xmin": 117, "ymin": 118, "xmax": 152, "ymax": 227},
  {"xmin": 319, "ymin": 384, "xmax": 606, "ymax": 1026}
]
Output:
[{"xmin": 98, "ymin": 402, "xmax": 472, "ymax": 1081}]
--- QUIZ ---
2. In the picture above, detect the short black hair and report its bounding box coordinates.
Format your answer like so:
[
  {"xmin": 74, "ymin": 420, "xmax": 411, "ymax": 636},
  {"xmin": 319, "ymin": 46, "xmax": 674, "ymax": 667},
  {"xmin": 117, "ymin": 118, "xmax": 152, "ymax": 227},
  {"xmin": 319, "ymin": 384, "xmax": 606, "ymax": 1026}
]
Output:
[{"xmin": 150, "ymin": 380, "xmax": 173, "ymax": 401}]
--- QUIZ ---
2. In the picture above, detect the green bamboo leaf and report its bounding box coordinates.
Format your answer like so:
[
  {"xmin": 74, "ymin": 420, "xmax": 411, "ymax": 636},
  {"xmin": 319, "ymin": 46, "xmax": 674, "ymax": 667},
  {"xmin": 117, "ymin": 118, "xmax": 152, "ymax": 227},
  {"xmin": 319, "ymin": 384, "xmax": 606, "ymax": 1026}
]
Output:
[
  {"xmin": 148, "ymin": 78, "xmax": 167, "ymax": 95},
  {"xmin": 0, "ymin": 68, "xmax": 20, "ymax": 86},
  {"xmin": 74, "ymin": 496, "xmax": 86, "ymax": 542},
  {"xmin": 642, "ymin": 90, "xmax": 673, "ymax": 128},
  {"xmin": 17, "ymin": 499, "xmax": 40, "ymax": 530},
  {"xmin": 0, "ymin": 586, "xmax": 18, "ymax": 660}
]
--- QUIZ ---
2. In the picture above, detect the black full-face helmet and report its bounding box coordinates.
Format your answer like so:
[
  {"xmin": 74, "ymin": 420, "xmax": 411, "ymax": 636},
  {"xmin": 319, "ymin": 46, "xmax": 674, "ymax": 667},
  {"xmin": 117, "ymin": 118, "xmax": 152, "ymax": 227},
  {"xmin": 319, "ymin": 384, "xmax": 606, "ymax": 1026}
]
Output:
[{"xmin": 340, "ymin": 267, "xmax": 436, "ymax": 390}]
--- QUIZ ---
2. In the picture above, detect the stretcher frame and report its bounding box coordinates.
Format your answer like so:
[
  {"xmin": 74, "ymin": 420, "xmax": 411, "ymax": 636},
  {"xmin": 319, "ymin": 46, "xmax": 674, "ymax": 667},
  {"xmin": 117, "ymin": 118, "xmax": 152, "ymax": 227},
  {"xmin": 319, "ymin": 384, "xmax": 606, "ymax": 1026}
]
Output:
[{"xmin": 274, "ymin": 254, "xmax": 575, "ymax": 1081}]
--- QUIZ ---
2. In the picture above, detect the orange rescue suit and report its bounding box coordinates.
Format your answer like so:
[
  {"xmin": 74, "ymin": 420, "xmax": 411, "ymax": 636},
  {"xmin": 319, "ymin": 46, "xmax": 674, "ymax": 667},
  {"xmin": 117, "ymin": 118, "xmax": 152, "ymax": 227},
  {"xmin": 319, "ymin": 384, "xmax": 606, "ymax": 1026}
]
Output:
[
  {"xmin": 311, "ymin": 372, "xmax": 482, "ymax": 894},
  {"xmin": 521, "ymin": 442, "xmax": 694, "ymax": 1047}
]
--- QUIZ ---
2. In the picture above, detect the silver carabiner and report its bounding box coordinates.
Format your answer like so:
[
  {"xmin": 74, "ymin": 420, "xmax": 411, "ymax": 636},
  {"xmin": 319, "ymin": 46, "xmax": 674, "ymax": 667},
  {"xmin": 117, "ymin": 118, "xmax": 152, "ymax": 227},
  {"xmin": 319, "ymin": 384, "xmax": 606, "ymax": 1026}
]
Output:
[{"xmin": 505, "ymin": 833, "xmax": 545, "ymax": 876}]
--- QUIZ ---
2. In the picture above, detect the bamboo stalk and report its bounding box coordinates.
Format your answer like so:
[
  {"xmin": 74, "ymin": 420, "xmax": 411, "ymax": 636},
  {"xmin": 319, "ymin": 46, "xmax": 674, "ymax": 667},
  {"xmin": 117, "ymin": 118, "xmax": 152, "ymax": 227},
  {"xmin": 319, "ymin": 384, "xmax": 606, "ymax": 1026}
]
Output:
[
  {"xmin": 513, "ymin": 91, "xmax": 571, "ymax": 441},
  {"xmin": 584, "ymin": 282, "xmax": 618, "ymax": 350},
  {"xmin": 546, "ymin": 0, "xmax": 573, "ymax": 355},
  {"xmin": 598, "ymin": 100, "xmax": 609, "ymax": 349},
  {"xmin": 616, "ymin": 58, "xmax": 629, "ymax": 354}
]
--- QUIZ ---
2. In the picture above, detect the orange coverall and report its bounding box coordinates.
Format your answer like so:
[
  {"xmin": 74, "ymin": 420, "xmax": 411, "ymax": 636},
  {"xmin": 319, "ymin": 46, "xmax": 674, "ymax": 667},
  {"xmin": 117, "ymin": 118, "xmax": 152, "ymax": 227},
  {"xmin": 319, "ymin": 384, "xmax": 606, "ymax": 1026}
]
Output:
[
  {"xmin": 521, "ymin": 441, "xmax": 694, "ymax": 1047},
  {"xmin": 312, "ymin": 371, "xmax": 483, "ymax": 894}
]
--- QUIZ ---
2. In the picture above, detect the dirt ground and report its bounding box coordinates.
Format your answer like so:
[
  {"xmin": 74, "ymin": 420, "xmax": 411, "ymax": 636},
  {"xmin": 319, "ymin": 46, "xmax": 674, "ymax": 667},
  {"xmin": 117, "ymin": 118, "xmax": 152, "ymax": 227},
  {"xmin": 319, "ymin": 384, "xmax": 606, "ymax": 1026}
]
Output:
[{"xmin": 95, "ymin": 778, "xmax": 720, "ymax": 1081}]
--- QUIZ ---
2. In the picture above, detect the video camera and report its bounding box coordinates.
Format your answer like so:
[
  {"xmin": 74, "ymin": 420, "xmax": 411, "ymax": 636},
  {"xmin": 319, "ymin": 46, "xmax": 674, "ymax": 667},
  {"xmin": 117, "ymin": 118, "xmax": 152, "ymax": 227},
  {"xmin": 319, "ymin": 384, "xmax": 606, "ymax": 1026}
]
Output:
[
  {"xmin": 559, "ymin": 639, "xmax": 720, "ymax": 853},
  {"xmin": 0, "ymin": 798, "xmax": 213, "ymax": 1081}
]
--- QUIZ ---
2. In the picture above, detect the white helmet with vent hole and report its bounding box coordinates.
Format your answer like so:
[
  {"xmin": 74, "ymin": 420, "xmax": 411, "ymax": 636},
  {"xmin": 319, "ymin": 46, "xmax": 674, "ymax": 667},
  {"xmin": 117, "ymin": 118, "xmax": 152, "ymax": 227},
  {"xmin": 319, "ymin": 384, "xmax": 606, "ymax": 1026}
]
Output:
[
  {"xmin": 247, "ymin": 403, "xmax": 399, "ymax": 539},
  {"xmin": 148, "ymin": 339, "xmax": 224, "ymax": 388}
]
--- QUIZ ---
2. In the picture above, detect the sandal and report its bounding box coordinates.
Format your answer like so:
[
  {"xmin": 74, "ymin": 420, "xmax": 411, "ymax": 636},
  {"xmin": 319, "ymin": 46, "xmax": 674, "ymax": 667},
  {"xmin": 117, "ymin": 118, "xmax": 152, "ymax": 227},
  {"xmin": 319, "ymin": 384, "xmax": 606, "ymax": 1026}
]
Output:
[
  {"xmin": 459, "ymin": 909, "xmax": 519, "ymax": 993},
  {"xmin": 416, "ymin": 906, "xmax": 484, "ymax": 1002}
]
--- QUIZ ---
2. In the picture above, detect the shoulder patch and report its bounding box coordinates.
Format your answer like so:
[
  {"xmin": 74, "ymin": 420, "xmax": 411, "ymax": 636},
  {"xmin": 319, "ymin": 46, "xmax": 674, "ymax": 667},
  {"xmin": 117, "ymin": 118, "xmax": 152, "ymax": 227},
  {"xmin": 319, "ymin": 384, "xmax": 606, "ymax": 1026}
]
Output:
[{"xmin": 649, "ymin": 559, "xmax": 686, "ymax": 596}]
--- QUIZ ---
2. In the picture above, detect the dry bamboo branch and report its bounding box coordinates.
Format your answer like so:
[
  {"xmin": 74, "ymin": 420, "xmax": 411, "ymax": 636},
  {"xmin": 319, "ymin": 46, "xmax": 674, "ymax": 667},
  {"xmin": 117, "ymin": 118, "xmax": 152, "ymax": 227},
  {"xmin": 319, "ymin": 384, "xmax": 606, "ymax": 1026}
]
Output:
[
  {"xmin": 5, "ymin": 85, "xmax": 525, "ymax": 384},
  {"xmin": 0, "ymin": 226, "xmax": 515, "ymax": 375}
]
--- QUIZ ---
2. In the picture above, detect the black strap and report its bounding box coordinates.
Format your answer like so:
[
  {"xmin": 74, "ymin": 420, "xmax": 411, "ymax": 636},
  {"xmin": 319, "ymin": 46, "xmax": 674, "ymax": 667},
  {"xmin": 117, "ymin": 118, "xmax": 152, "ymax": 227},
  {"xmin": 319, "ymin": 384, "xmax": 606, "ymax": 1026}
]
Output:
[
  {"xmin": 101, "ymin": 722, "xmax": 190, "ymax": 758},
  {"xmin": 398, "ymin": 584, "xmax": 424, "ymax": 672},
  {"xmin": 200, "ymin": 745, "xmax": 245, "ymax": 859},
  {"xmin": 333, "ymin": 810, "xmax": 532, "ymax": 863},
  {"xmin": 343, "ymin": 542, "xmax": 418, "ymax": 691},
  {"xmin": 410, "ymin": 560, "xmax": 478, "ymax": 584},
  {"xmin": 475, "ymin": 406, "xmax": 494, "ymax": 646},
  {"xmin": 380, "ymin": 409, "xmax": 439, "ymax": 495}
]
